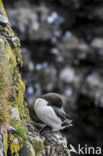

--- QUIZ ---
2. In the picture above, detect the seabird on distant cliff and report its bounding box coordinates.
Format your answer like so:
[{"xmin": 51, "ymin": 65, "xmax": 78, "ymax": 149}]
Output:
[{"xmin": 33, "ymin": 93, "xmax": 72, "ymax": 131}]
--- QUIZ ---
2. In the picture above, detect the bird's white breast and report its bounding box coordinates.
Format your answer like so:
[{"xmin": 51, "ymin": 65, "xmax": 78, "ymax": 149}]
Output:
[{"xmin": 34, "ymin": 98, "xmax": 62, "ymax": 131}]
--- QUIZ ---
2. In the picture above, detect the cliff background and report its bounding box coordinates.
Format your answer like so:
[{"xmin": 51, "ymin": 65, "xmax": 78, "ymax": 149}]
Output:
[{"xmin": 3, "ymin": 0, "xmax": 103, "ymax": 152}]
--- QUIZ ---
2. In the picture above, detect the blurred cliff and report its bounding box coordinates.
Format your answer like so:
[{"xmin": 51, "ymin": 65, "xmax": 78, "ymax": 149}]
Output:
[{"xmin": 4, "ymin": 0, "xmax": 103, "ymax": 148}]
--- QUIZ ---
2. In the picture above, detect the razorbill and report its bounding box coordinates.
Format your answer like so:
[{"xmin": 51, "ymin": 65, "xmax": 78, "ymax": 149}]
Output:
[{"xmin": 34, "ymin": 93, "xmax": 72, "ymax": 131}]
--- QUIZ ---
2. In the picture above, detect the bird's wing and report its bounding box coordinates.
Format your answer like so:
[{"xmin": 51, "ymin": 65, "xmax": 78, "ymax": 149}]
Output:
[{"xmin": 51, "ymin": 106, "xmax": 72, "ymax": 121}]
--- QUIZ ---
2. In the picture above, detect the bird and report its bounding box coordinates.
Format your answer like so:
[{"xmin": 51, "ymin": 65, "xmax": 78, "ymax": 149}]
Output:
[{"xmin": 32, "ymin": 93, "xmax": 72, "ymax": 132}]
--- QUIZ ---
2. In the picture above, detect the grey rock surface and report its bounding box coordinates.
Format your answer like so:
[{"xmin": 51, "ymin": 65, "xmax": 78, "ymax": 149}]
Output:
[{"xmin": 19, "ymin": 141, "xmax": 36, "ymax": 156}]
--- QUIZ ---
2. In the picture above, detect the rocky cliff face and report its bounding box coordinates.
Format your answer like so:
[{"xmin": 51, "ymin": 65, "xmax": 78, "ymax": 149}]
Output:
[
  {"xmin": 0, "ymin": 1, "xmax": 72, "ymax": 155},
  {"xmin": 3, "ymin": 0, "xmax": 103, "ymax": 148},
  {"xmin": 0, "ymin": 0, "xmax": 28, "ymax": 155}
]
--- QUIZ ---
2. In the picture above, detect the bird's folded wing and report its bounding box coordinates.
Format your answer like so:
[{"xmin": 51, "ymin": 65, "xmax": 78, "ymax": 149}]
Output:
[{"xmin": 51, "ymin": 106, "xmax": 72, "ymax": 121}]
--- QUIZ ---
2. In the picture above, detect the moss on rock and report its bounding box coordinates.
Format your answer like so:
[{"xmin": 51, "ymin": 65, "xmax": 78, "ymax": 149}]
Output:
[{"xmin": 11, "ymin": 119, "xmax": 27, "ymax": 143}]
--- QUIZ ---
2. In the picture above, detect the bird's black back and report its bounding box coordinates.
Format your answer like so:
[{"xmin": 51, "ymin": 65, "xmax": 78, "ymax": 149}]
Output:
[{"xmin": 40, "ymin": 93, "xmax": 63, "ymax": 108}]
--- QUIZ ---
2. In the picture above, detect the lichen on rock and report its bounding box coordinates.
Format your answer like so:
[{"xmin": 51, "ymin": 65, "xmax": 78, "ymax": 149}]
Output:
[
  {"xmin": 3, "ymin": 130, "xmax": 8, "ymax": 156},
  {"xmin": 0, "ymin": 36, "xmax": 11, "ymax": 126},
  {"xmin": 9, "ymin": 133, "xmax": 23, "ymax": 155},
  {"xmin": 28, "ymin": 135, "xmax": 44, "ymax": 156},
  {"xmin": 0, "ymin": 1, "xmax": 27, "ymax": 126},
  {"xmin": 0, "ymin": 0, "xmax": 29, "ymax": 155}
]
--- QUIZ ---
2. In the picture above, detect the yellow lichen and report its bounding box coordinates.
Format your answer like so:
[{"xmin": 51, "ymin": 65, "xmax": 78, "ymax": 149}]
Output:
[
  {"xmin": 10, "ymin": 134, "xmax": 23, "ymax": 155},
  {"xmin": 0, "ymin": 37, "xmax": 11, "ymax": 125},
  {"xmin": 0, "ymin": 0, "xmax": 4, "ymax": 9},
  {"xmin": 5, "ymin": 41, "xmax": 17, "ymax": 70},
  {"xmin": 3, "ymin": 130, "xmax": 8, "ymax": 156}
]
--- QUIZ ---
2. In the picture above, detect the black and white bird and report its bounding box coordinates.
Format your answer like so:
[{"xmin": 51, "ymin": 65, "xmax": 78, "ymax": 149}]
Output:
[{"xmin": 29, "ymin": 93, "xmax": 72, "ymax": 131}]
